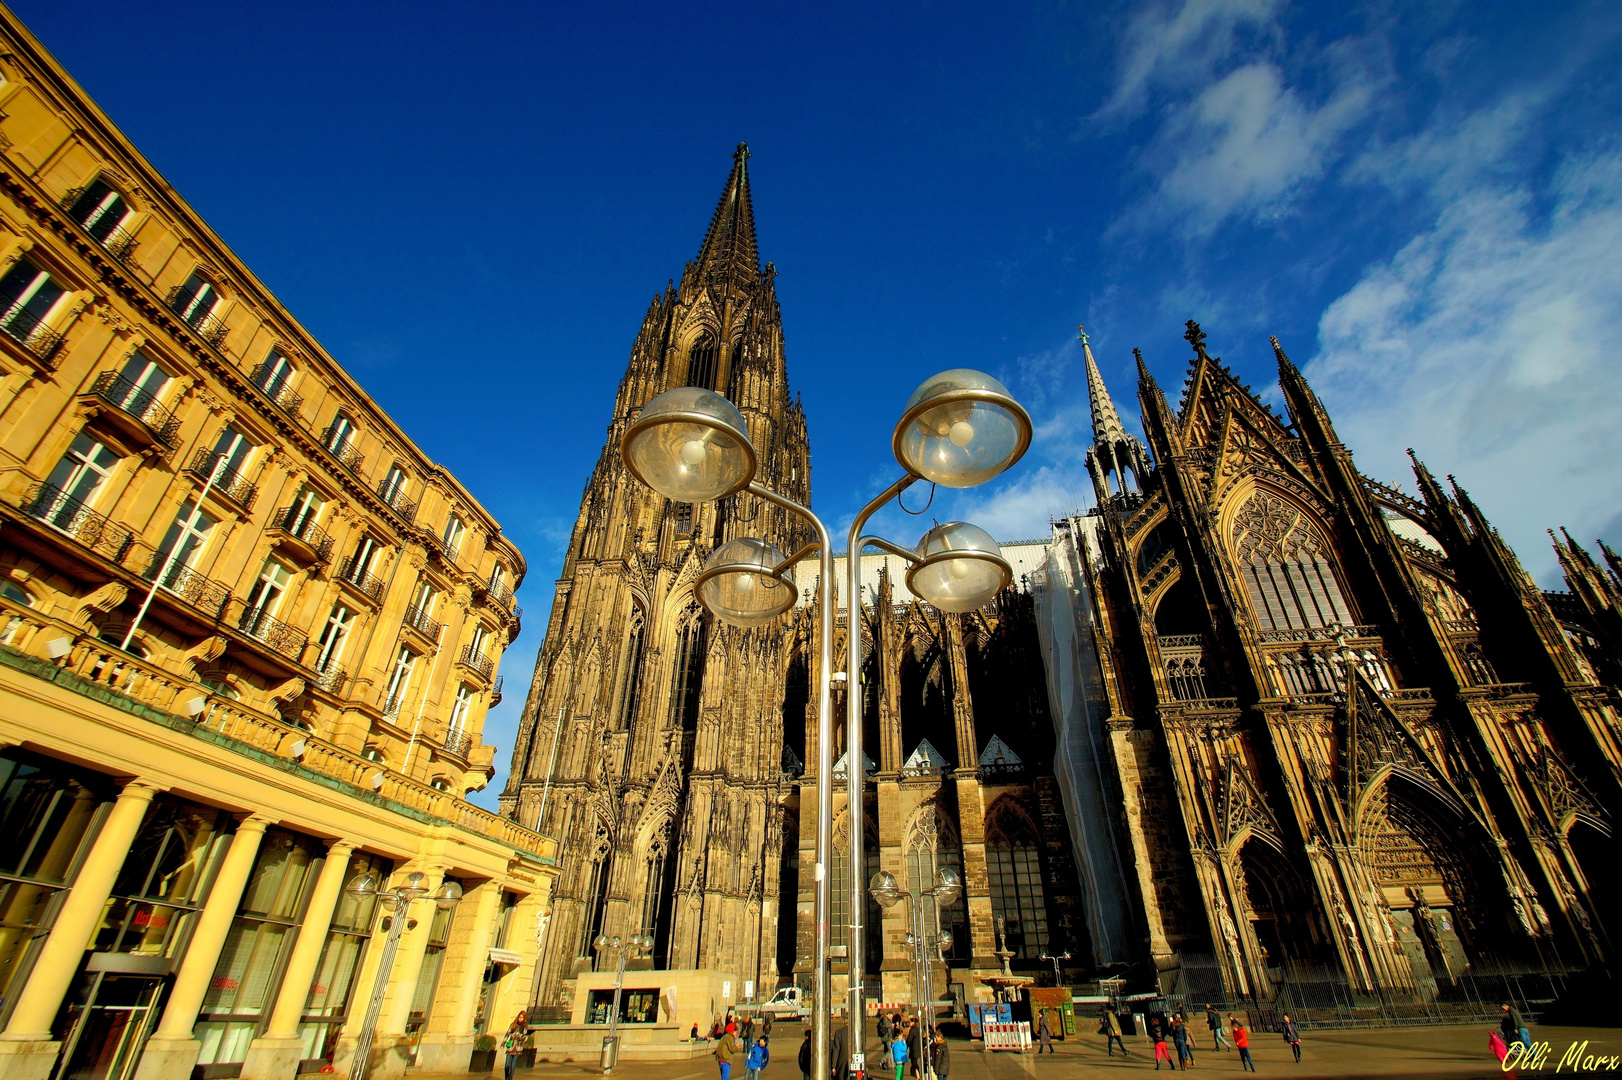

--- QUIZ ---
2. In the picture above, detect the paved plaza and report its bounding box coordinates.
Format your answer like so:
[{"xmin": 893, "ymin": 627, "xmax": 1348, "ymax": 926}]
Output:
[{"xmin": 422, "ymin": 1024, "xmax": 1622, "ymax": 1080}]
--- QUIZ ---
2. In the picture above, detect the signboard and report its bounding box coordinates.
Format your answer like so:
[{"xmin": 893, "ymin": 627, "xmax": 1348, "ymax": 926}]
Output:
[{"xmin": 744, "ymin": 979, "xmax": 755, "ymax": 1002}]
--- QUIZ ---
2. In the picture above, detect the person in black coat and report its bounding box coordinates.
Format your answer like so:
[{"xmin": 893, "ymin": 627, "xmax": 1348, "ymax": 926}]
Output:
[
  {"xmin": 830, "ymin": 1024, "xmax": 848, "ymax": 1080},
  {"xmin": 797, "ymin": 1030, "xmax": 812, "ymax": 1080},
  {"xmin": 932, "ymin": 1030, "xmax": 951, "ymax": 1079},
  {"xmin": 906, "ymin": 1020, "xmax": 923, "ymax": 1077}
]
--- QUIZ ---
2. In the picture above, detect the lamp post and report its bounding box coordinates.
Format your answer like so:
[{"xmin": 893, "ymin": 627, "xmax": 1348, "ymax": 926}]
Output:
[
  {"xmin": 620, "ymin": 372, "xmax": 1028, "ymax": 1080},
  {"xmin": 869, "ymin": 867, "xmax": 962, "ymax": 1080},
  {"xmin": 344, "ymin": 871, "xmax": 463, "ymax": 1080},
  {"xmin": 593, "ymin": 933, "xmax": 653, "ymax": 1074},
  {"xmin": 1039, "ymin": 949, "xmax": 1071, "ymax": 987}
]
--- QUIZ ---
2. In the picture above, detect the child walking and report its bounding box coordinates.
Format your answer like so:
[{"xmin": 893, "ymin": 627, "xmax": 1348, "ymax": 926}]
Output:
[
  {"xmin": 890, "ymin": 1028, "xmax": 909, "ymax": 1080},
  {"xmin": 746, "ymin": 1036, "xmax": 770, "ymax": 1080}
]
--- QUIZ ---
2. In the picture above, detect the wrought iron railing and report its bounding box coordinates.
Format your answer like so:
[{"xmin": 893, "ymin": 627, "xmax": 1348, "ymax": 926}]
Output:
[
  {"xmin": 185, "ymin": 449, "xmax": 257, "ymax": 511},
  {"xmin": 320, "ymin": 425, "xmax": 365, "ymax": 474},
  {"xmin": 486, "ymin": 579, "xmax": 517, "ymax": 616},
  {"xmin": 267, "ymin": 505, "xmax": 334, "ymax": 563},
  {"xmin": 142, "ymin": 556, "xmax": 231, "ymax": 619},
  {"xmin": 376, "ymin": 478, "xmax": 417, "ymax": 524},
  {"xmin": 976, "ymin": 761, "xmax": 1027, "ymax": 781},
  {"xmin": 0, "ymin": 303, "xmax": 66, "ymax": 365},
  {"xmin": 59, "ymin": 188, "xmax": 142, "ymax": 266},
  {"xmin": 1157, "ymin": 634, "xmax": 1205, "ymax": 650},
  {"xmin": 1257, "ymin": 624, "xmax": 1380, "ymax": 645},
  {"xmin": 403, "ymin": 603, "xmax": 443, "ymax": 642},
  {"xmin": 238, "ymin": 605, "xmax": 307, "ymax": 662},
  {"xmin": 1177, "ymin": 696, "xmax": 1241, "ymax": 712},
  {"xmin": 248, "ymin": 361, "xmax": 304, "ymax": 416},
  {"xmin": 312, "ymin": 663, "xmax": 346, "ymax": 695},
  {"xmin": 22, "ymin": 483, "xmax": 135, "ymax": 562},
  {"xmin": 164, "ymin": 285, "xmax": 228, "ymax": 347},
  {"xmin": 457, "ymin": 646, "xmax": 494, "ymax": 680},
  {"xmin": 336, "ymin": 557, "xmax": 385, "ymax": 602},
  {"xmin": 87, "ymin": 370, "xmax": 182, "ymax": 446},
  {"xmin": 442, "ymin": 728, "xmax": 473, "ymax": 759},
  {"xmin": 489, "ymin": 674, "xmax": 504, "ymax": 705}
]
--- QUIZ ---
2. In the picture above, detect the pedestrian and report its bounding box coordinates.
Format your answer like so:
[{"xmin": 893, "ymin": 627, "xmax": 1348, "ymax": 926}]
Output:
[
  {"xmin": 890, "ymin": 1027, "xmax": 909, "ymax": 1080},
  {"xmin": 1232, "ymin": 1017, "xmax": 1255, "ymax": 1073},
  {"xmin": 744, "ymin": 1015, "xmax": 757, "ymax": 1044},
  {"xmin": 1206, "ymin": 1005, "xmax": 1231, "ymax": 1051},
  {"xmin": 715, "ymin": 1026, "xmax": 743, "ymax": 1080},
  {"xmin": 798, "ymin": 1030, "xmax": 812, "ymax": 1080},
  {"xmin": 747, "ymin": 1036, "xmax": 771, "ymax": 1080},
  {"xmin": 877, "ymin": 1012, "xmax": 894, "ymax": 1071},
  {"xmin": 1171, "ymin": 1016, "xmax": 1194, "ymax": 1071},
  {"xmin": 932, "ymin": 1029, "xmax": 952, "ymax": 1080},
  {"xmin": 906, "ymin": 1019, "xmax": 922, "ymax": 1078},
  {"xmin": 1103, "ymin": 1006, "xmax": 1129, "ymax": 1058},
  {"xmin": 1281, "ymin": 1014, "xmax": 1301, "ymax": 1064},
  {"xmin": 764, "ymin": 1014, "xmax": 774, "ymax": 1041},
  {"xmin": 502, "ymin": 1011, "xmax": 528, "ymax": 1080},
  {"xmin": 692, "ymin": 1022, "xmax": 702, "ymax": 1042},
  {"xmin": 1501, "ymin": 1004, "xmax": 1531, "ymax": 1051},
  {"xmin": 830, "ymin": 1024, "xmax": 849, "ymax": 1080},
  {"xmin": 1489, "ymin": 1029, "xmax": 1509, "ymax": 1065},
  {"xmin": 1037, "ymin": 1009, "xmax": 1054, "ymax": 1054},
  {"xmin": 1151, "ymin": 1016, "xmax": 1174, "ymax": 1072}
]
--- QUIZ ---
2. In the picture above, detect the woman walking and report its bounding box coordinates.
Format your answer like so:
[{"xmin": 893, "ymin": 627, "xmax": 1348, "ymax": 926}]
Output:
[
  {"xmin": 1037, "ymin": 1010, "xmax": 1054, "ymax": 1054},
  {"xmin": 1231, "ymin": 1017, "xmax": 1256, "ymax": 1073},
  {"xmin": 1207, "ymin": 1004, "xmax": 1230, "ymax": 1051},
  {"xmin": 1103, "ymin": 1006, "xmax": 1129, "ymax": 1058},
  {"xmin": 1281, "ymin": 1014, "xmax": 1301, "ymax": 1063},
  {"xmin": 502, "ymin": 1011, "xmax": 528, "ymax": 1080},
  {"xmin": 1171, "ymin": 1016, "xmax": 1194, "ymax": 1070}
]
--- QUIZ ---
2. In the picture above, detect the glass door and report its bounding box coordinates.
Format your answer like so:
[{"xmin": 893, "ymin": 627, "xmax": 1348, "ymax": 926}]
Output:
[{"xmin": 55, "ymin": 974, "xmax": 165, "ymax": 1080}]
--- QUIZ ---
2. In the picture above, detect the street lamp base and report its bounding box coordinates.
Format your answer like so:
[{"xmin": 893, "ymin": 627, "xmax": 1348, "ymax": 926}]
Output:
[{"xmin": 599, "ymin": 1035, "xmax": 620, "ymax": 1073}]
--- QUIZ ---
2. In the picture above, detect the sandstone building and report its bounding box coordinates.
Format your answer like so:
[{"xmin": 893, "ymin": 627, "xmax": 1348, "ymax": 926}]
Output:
[
  {"xmin": 0, "ymin": 10, "xmax": 555, "ymax": 1080},
  {"xmin": 504, "ymin": 147, "xmax": 1619, "ymax": 1022}
]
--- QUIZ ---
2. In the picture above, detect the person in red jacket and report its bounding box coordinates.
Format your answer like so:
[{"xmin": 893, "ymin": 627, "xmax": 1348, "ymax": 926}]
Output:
[{"xmin": 1231, "ymin": 1017, "xmax": 1256, "ymax": 1072}]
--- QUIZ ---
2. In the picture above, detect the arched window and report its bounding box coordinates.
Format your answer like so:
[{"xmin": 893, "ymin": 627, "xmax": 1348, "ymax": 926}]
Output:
[
  {"xmin": 670, "ymin": 612, "xmax": 706, "ymax": 732},
  {"xmin": 830, "ymin": 820, "xmax": 882, "ymax": 970},
  {"xmin": 907, "ymin": 814, "xmax": 968, "ymax": 961},
  {"xmin": 615, "ymin": 604, "xmax": 647, "ymax": 732},
  {"xmin": 685, "ymin": 337, "xmax": 720, "ymax": 390},
  {"xmin": 1166, "ymin": 656, "xmax": 1208, "ymax": 700},
  {"xmin": 986, "ymin": 805, "xmax": 1049, "ymax": 960},
  {"xmin": 1231, "ymin": 491, "xmax": 1353, "ymax": 631},
  {"xmin": 579, "ymin": 846, "xmax": 613, "ymax": 961}
]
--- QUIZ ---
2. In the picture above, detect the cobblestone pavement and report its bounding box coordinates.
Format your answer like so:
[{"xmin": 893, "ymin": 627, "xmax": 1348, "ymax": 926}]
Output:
[{"xmin": 422, "ymin": 1024, "xmax": 1622, "ymax": 1080}]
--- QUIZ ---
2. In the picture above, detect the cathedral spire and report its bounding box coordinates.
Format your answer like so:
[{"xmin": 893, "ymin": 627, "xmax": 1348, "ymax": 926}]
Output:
[
  {"xmin": 1081, "ymin": 325, "xmax": 1128, "ymax": 446},
  {"xmin": 692, "ymin": 142, "xmax": 761, "ymax": 291}
]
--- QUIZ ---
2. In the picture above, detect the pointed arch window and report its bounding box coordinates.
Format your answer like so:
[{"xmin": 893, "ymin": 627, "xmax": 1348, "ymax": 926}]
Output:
[
  {"xmin": 986, "ymin": 807, "xmax": 1049, "ymax": 960},
  {"xmin": 579, "ymin": 846, "xmax": 613, "ymax": 962},
  {"xmin": 1231, "ymin": 491, "xmax": 1354, "ymax": 631},
  {"xmin": 615, "ymin": 604, "xmax": 647, "ymax": 732},
  {"xmin": 670, "ymin": 613, "xmax": 706, "ymax": 732},
  {"xmin": 685, "ymin": 337, "xmax": 720, "ymax": 391},
  {"xmin": 907, "ymin": 815, "xmax": 969, "ymax": 961}
]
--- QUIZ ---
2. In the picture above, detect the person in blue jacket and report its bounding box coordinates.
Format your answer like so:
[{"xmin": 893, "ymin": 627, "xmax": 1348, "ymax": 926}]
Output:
[{"xmin": 746, "ymin": 1035, "xmax": 771, "ymax": 1080}]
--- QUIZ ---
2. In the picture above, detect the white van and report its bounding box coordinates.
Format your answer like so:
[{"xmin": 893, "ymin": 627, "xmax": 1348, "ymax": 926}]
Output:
[{"xmin": 760, "ymin": 986, "xmax": 810, "ymax": 1020}]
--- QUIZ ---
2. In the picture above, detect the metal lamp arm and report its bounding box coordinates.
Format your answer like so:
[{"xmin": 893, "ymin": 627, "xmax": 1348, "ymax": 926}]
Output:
[
  {"xmin": 768, "ymin": 540, "xmax": 823, "ymax": 578},
  {"xmin": 857, "ymin": 535, "xmax": 921, "ymax": 564}
]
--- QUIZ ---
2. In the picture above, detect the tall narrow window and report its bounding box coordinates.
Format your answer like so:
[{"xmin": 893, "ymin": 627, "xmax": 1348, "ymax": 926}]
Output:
[
  {"xmin": 243, "ymin": 560, "xmax": 294, "ymax": 636},
  {"xmin": 441, "ymin": 516, "xmax": 465, "ymax": 559},
  {"xmin": 986, "ymin": 811, "xmax": 1049, "ymax": 960},
  {"xmin": 908, "ymin": 822, "xmax": 969, "ymax": 961},
  {"xmin": 447, "ymin": 685, "xmax": 474, "ymax": 735},
  {"xmin": 614, "ymin": 606, "xmax": 646, "ymax": 732},
  {"xmin": 153, "ymin": 500, "xmax": 217, "ymax": 582},
  {"xmin": 326, "ymin": 413, "xmax": 356, "ymax": 455},
  {"xmin": 1231, "ymin": 491, "xmax": 1354, "ymax": 631},
  {"xmin": 68, "ymin": 179, "xmax": 131, "ymax": 241},
  {"xmin": 670, "ymin": 616, "xmax": 706, "ymax": 731},
  {"xmin": 407, "ymin": 579, "xmax": 438, "ymax": 637},
  {"xmin": 257, "ymin": 350, "xmax": 293, "ymax": 395},
  {"xmin": 42, "ymin": 434, "xmax": 120, "ymax": 521},
  {"xmin": 406, "ymin": 891, "xmax": 456, "ymax": 1040},
  {"xmin": 172, "ymin": 272, "xmax": 220, "ymax": 328},
  {"xmin": 315, "ymin": 604, "xmax": 353, "ymax": 675},
  {"xmin": 113, "ymin": 352, "xmax": 172, "ymax": 418},
  {"xmin": 380, "ymin": 464, "xmax": 407, "ymax": 507},
  {"xmin": 488, "ymin": 564, "xmax": 506, "ymax": 596},
  {"xmin": 206, "ymin": 424, "xmax": 255, "ymax": 487},
  {"xmin": 286, "ymin": 487, "xmax": 324, "ymax": 538},
  {"xmin": 0, "ymin": 259, "xmax": 66, "ymax": 345},
  {"xmin": 685, "ymin": 337, "xmax": 719, "ymax": 390},
  {"xmin": 578, "ymin": 854, "xmax": 612, "ymax": 958},
  {"xmin": 673, "ymin": 503, "xmax": 693, "ymax": 536},
  {"xmin": 384, "ymin": 646, "xmax": 417, "ymax": 716},
  {"xmin": 345, "ymin": 534, "xmax": 378, "ymax": 584},
  {"xmin": 465, "ymin": 623, "xmax": 489, "ymax": 663}
]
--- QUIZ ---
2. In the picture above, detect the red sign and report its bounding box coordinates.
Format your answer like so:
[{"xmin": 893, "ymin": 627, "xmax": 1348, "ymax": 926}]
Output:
[{"xmin": 210, "ymin": 976, "xmax": 239, "ymax": 991}]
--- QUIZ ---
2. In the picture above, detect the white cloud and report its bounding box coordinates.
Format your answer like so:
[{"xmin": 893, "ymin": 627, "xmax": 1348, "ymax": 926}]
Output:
[
  {"xmin": 1093, "ymin": 0, "xmax": 1285, "ymax": 123},
  {"xmin": 1307, "ymin": 147, "xmax": 1622, "ymax": 583}
]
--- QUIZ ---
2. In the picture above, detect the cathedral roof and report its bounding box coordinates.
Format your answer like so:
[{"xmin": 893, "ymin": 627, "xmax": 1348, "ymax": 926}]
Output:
[
  {"xmin": 903, "ymin": 739, "xmax": 950, "ymax": 771},
  {"xmin": 692, "ymin": 142, "xmax": 762, "ymax": 293},
  {"xmin": 979, "ymin": 733, "xmax": 1023, "ymax": 766}
]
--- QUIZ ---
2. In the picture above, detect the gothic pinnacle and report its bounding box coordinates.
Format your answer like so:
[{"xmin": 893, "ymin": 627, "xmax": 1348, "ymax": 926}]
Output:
[
  {"xmin": 1081, "ymin": 325, "xmax": 1129, "ymax": 447},
  {"xmin": 1185, "ymin": 320, "xmax": 1209, "ymax": 359}
]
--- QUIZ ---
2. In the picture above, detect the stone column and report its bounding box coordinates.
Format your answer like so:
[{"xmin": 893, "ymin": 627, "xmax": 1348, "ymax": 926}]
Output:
[
  {"xmin": 135, "ymin": 814, "xmax": 273, "ymax": 1080},
  {"xmin": 240, "ymin": 840, "xmax": 356, "ymax": 1080},
  {"xmin": 414, "ymin": 879, "xmax": 501, "ymax": 1074},
  {"xmin": 0, "ymin": 780, "xmax": 159, "ymax": 1080}
]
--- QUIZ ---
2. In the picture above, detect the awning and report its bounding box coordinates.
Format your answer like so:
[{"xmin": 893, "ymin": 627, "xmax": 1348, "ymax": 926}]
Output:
[{"xmin": 488, "ymin": 947, "xmax": 523, "ymax": 967}]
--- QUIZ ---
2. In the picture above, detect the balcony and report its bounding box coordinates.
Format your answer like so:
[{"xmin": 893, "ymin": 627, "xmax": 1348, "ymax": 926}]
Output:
[
  {"xmin": 142, "ymin": 557, "xmax": 231, "ymax": 620},
  {"xmin": 489, "ymin": 674, "xmax": 503, "ymax": 705},
  {"xmin": 457, "ymin": 645, "xmax": 494, "ymax": 682},
  {"xmin": 86, "ymin": 371, "xmax": 182, "ymax": 449},
  {"xmin": 376, "ymin": 478, "xmax": 417, "ymax": 525},
  {"xmin": 403, "ymin": 603, "xmax": 443, "ymax": 643},
  {"xmin": 59, "ymin": 188, "xmax": 142, "ymax": 267},
  {"xmin": 336, "ymin": 556, "xmax": 385, "ymax": 604},
  {"xmin": 238, "ymin": 605, "xmax": 308, "ymax": 663},
  {"xmin": 320, "ymin": 426, "xmax": 365, "ymax": 475},
  {"xmin": 442, "ymin": 728, "xmax": 473, "ymax": 759},
  {"xmin": 311, "ymin": 663, "xmax": 346, "ymax": 696},
  {"xmin": 184, "ymin": 449, "xmax": 258, "ymax": 513},
  {"xmin": 165, "ymin": 286, "xmax": 228, "ymax": 348},
  {"xmin": 248, "ymin": 361, "xmax": 304, "ymax": 417},
  {"xmin": 22, "ymin": 483, "xmax": 135, "ymax": 563},
  {"xmin": 0, "ymin": 304, "xmax": 66, "ymax": 368},
  {"xmin": 485, "ymin": 579, "xmax": 517, "ymax": 617},
  {"xmin": 266, "ymin": 505, "xmax": 334, "ymax": 566}
]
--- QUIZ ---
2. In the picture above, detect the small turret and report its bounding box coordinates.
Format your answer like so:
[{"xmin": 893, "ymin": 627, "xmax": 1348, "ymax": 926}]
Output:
[{"xmin": 1079, "ymin": 325, "xmax": 1152, "ymax": 503}]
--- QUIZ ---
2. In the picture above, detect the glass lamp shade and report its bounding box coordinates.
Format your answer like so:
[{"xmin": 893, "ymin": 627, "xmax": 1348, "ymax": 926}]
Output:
[
  {"xmin": 868, "ymin": 870, "xmax": 902, "ymax": 908},
  {"xmin": 933, "ymin": 866, "xmax": 963, "ymax": 908},
  {"xmin": 620, "ymin": 387, "xmax": 758, "ymax": 502},
  {"xmin": 593, "ymin": 934, "xmax": 608, "ymax": 951},
  {"xmin": 433, "ymin": 880, "xmax": 463, "ymax": 910},
  {"xmin": 905, "ymin": 522, "xmax": 1012, "ymax": 613},
  {"xmin": 396, "ymin": 871, "xmax": 429, "ymax": 900},
  {"xmin": 696, "ymin": 538, "xmax": 796, "ymax": 627},
  {"xmin": 344, "ymin": 873, "xmax": 378, "ymax": 903},
  {"xmin": 893, "ymin": 369, "xmax": 1032, "ymax": 489}
]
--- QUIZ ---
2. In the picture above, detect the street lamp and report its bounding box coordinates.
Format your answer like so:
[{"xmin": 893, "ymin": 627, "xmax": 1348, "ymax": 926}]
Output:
[
  {"xmin": 620, "ymin": 370, "xmax": 1028, "ymax": 1080},
  {"xmin": 593, "ymin": 933, "xmax": 654, "ymax": 1074},
  {"xmin": 344, "ymin": 871, "xmax": 462, "ymax": 1080},
  {"xmin": 1039, "ymin": 950, "xmax": 1072, "ymax": 985},
  {"xmin": 870, "ymin": 866, "xmax": 963, "ymax": 1080}
]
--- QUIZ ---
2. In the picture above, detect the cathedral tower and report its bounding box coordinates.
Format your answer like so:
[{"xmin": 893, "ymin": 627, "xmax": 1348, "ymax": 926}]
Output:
[{"xmin": 501, "ymin": 145, "xmax": 811, "ymax": 1011}]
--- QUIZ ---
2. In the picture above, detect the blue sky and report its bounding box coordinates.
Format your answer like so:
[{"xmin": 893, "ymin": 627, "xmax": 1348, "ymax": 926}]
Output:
[{"xmin": 17, "ymin": 1, "xmax": 1621, "ymax": 806}]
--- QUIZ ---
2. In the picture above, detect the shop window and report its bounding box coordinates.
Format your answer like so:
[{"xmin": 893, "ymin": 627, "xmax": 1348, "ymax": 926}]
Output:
[{"xmin": 295, "ymin": 850, "xmax": 393, "ymax": 1068}]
